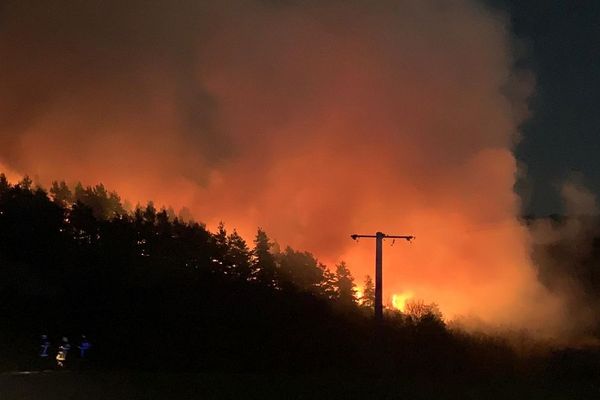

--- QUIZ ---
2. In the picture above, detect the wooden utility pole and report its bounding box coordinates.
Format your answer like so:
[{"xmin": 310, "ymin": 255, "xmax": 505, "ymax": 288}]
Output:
[{"xmin": 351, "ymin": 232, "xmax": 414, "ymax": 321}]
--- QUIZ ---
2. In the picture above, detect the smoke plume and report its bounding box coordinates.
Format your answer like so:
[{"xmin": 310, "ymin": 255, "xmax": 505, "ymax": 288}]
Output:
[
  {"xmin": 0, "ymin": 1, "xmax": 570, "ymax": 334},
  {"xmin": 530, "ymin": 180, "xmax": 600, "ymax": 340}
]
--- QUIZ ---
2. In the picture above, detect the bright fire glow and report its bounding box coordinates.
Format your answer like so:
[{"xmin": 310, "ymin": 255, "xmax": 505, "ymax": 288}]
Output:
[
  {"xmin": 354, "ymin": 286, "xmax": 364, "ymax": 302},
  {"xmin": 0, "ymin": 0, "xmax": 571, "ymax": 336},
  {"xmin": 392, "ymin": 292, "xmax": 414, "ymax": 312}
]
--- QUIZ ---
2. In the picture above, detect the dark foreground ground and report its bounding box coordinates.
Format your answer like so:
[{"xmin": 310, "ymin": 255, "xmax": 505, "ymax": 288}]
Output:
[{"xmin": 1, "ymin": 370, "xmax": 599, "ymax": 400}]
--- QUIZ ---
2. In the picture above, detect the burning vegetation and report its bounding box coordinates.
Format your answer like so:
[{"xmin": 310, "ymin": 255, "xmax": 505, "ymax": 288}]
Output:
[{"xmin": 0, "ymin": 0, "xmax": 563, "ymax": 334}]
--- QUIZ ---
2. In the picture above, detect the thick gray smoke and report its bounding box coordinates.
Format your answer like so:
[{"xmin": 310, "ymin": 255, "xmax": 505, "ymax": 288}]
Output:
[
  {"xmin": 0, "ymin": 0, "xmax": 580, "ymax": 336},
  {"xmin": 530, "ymin": 180, "xmax": 600, "ymax": 341}
]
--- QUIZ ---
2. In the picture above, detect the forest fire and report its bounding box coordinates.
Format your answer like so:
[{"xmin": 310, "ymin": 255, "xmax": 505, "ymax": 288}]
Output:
[
  {"xmin": 3, "ymin": 1, "xmax": 600, "ymax": 397},
  {"xmin": 391, "ymin": 292, "xmax": 414, "ymax": 313},
  {"xmin": 0, "ymin": 0, "xmax": 570, "ymax": 336}
]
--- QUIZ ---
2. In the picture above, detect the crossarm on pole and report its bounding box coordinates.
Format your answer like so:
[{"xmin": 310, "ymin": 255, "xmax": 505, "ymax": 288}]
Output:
[
  {"xmin": 350, "ymin": 234, "xmax": 377, "ymax": 240},
  {"xmin": 385, "ymin": 235, "xmax": 415, "ymax": 241},
  {"xmin": 351, "ymin": 233, "xmax": 414, "ymax": 241}
]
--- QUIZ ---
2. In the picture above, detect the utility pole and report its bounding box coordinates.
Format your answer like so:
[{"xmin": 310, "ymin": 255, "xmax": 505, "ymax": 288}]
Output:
[{"xmin": 351, "ymin": 232, "xmax": 414, "ymax": 322}]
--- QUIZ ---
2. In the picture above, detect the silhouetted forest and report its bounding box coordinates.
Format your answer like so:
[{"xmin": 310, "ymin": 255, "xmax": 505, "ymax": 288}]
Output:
[{"xmin": 1, "ymin": 173, "xmax": 600, "ymax": 393}]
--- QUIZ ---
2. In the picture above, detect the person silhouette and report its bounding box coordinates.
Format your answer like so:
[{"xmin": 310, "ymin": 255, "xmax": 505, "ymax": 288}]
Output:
[
  {"xmin": 78, "ymin": 335, "xmax": 91, "ymax": 358},
  {"xmin": 39, "ymin": 334, "xmax": 50, "ymax": 358},
  {"xmin": 56, "ymin": 337, "xmax": 71, "ymax": 368}
]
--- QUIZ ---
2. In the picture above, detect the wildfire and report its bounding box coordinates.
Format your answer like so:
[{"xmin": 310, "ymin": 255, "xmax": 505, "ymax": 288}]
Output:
[
  {"xmin": 0, "ymin": 0, "xmax": 569, "ymax": 335},
  {"xmin": 0, "ymin": 162, "xmax": 21, "ymax": 184},
  {"xmin": 354, "ymin": 286, "xmax": 364, "ymax": 302},
  {"xmin": 391, "ymin": 291, "xmax": 413, "ymax": 312}
]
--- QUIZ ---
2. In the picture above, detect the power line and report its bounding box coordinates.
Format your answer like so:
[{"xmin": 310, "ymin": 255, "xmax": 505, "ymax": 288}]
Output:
[{"xmin": 350, "ymin": 232, "xmax": 414, "ymax": 322}]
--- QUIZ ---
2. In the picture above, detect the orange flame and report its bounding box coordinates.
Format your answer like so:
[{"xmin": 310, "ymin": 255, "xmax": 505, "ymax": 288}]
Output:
[
  {"xmin": 391, "ymin": 292, "xmax": 414, "ymax": 312},
  {"xmin": 0, "ymin": 0, "xmax": 570, "ymax": 336}
]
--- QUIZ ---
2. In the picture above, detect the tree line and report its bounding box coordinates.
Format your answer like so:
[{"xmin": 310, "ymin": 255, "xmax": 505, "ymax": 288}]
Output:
[
  {"xmin": 4, "ymin": 175, "xmax": 365, "ymax": 306},
  {"xmin": 1, "ymin": 173, "xmax": 599, "ymax": 388},
  {"xmin": 0, "ymin": 174, "xmax": 386, "ymax": 371}
]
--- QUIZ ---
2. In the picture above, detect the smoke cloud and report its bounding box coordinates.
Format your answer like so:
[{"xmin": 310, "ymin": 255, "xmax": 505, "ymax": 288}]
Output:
[
  {"xmin": 0, "ymin": 1, "xmax": 569, "ymax": 334},
  {"xmin": 530, "ymin": 180, "xmax": 600, "ymax": 340}
]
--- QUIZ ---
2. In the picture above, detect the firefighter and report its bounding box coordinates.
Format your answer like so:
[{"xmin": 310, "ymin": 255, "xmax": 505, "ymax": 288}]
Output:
[
  {"xmin": 39, "ymin": 334, "xmax": 50, "ymax": 358},
  {"xmin": 37, "ymin": 334, "xmax": 52, "ymax": 370},
  {"xmin": 78, "ymin": 335, "xmax": 91, "ymax": 359},
  {"xmin": 56, "ymin": 336, "xmax": 71, "ymax": 368}
]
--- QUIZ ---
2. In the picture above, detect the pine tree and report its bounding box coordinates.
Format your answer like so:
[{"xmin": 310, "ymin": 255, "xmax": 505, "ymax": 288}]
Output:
[
  {"xmin": 277, "ymin": 247, "xmax": 323, "ymax": 293},
  {"xmin": 362, "ymin": 275, "xmax": 375, "ymax": 309},
  {"xmin": 143, "ymin": 201, "xmax": 157, "ymax": 225},
  {"xmin": 0, "ymin": 173, "xmax": 9, "ymax": 195},
  {"xmin": 334, "ymin": 261, "xmax": 356, "ymax": 306},
  {"xmin": 213, "ymin": 222, "xmax": 228, "ymax": 272},
  {"xmin": 107, "ymin": 190, "xmax": 125, "ymax": 217},
  {"xmin": 49, "ymin": 181, "xmax": 73, "ymax": 206},
  {"xmin": 74, "ymin": 182, "xmax": 86, "ymax": 202},
  {"xmin": 156, "ymin": 208, "xmax": 171, "ymax": 236},
  {"xmin": 252, "ymin": 228, "xmax": 277, "ymax": 288},
  {"xmin": 226, "ymin": 229, "xmax": 252, "ymax": 280},
  {"xmin": 19, "ymin": 175, "xmax": 32, "ymax": 191},
  {"xmin": 318, "ymin": 263, "xmax": 337, "ymax": 300}
]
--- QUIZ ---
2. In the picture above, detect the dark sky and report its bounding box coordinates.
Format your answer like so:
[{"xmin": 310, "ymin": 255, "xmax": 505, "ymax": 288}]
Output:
[{"xmin": 493, "ymin": 0, "xmax": 600, "ymax": 216}]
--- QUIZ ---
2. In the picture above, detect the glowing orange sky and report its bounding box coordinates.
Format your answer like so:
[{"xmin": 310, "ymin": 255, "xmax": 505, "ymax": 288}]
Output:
[{"xmin": 0, "ymin": 0, "xmax": 569, "ymax": 334}]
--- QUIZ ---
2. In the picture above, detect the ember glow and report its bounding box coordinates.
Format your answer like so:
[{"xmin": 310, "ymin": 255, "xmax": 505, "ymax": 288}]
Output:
[
  {"xmin": 0, "ymin": 1, "xmax": 570, "ymax": 335},
  {"xmin": 391, "ymin": 292, "xmax": 414, "ymax": 313},
  {"xmin": 354, "ymin": 287, "xmax": 364, "ymax": 303}
]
